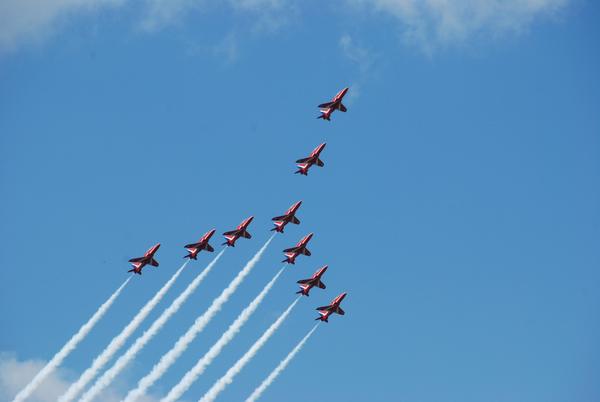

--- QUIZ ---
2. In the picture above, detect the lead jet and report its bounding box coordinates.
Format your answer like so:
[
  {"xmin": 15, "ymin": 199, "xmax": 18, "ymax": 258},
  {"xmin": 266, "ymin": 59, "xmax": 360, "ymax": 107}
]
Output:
[
  {"xmin": 282, "ymin": 233, "xmax": 313, "ymax": 264},
  {"xmin": 271, "ymin": 201, "xmax": 302, "ymax": 233},
  {"xmin": 222, "ymin": 216, "xmax": 253, "ymax": 247},
  {"xmin": 184, "ymin": 229, "xmax": 216, "ymax": 259},
  {"xmin": 317, "ymin": 87, "xmax": 349, "ymax": 121},
  {"xmin": 296, "ymin": 265, "xmax": 328, "ymax": 296},
  {"xmin": 315, "ymin": 292, "xmax": 347, "ymax": 322},
  {"xmin": 295, "ymin": 143, "xmax": 326, "ymax": 176},
  {"xmin": 128, "ymin": 243, "xmax": 160, "ymax": 275}
]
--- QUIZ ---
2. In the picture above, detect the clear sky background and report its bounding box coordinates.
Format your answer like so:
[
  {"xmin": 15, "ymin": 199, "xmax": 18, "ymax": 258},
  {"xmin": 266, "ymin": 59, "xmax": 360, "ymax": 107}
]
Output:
[{"xmin": 1, "ymin": 1, "xmax": 599, "ymax": 401}]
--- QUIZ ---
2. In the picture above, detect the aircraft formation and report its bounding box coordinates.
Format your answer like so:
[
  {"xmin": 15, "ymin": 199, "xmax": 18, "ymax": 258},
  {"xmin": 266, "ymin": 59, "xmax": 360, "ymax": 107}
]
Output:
[{"xmin": 127, "ymin": 87, "xmax": 350, "ymax": 322}]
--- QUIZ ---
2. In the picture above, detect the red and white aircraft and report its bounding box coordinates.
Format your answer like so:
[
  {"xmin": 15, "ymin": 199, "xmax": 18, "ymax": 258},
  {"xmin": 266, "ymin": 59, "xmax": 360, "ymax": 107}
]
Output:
[
  {"xmin": 128, "ymin": 243, "xmax": 160, "ymax": 275},
  {"xmin": 222, "ymin": 216, "xmax": 253, "ymax": 247},
  {"xmin": 315, "ymin": 292, "xmax": 347, "ymax": 322},
  {"xmin": 296, "ymin": 265, "xmax": 328, "ymax": 296},
  {"xmin": 295, "ymin": 143, "xmax": 326, "ymax": 176},
  {"xmin": 282, "ymin": 233, "xmax": 313, "ymax": 264},
  {"xmin": 317, "ymin": 87, "xmax": 349, "ymax": 121},
  {"xmin": 271, "ymin": 201, "xmax": 302, "ymax": 233},
  {"xmin": 184, "ymin": 229, "xmax": 216, "ymax": 259}
]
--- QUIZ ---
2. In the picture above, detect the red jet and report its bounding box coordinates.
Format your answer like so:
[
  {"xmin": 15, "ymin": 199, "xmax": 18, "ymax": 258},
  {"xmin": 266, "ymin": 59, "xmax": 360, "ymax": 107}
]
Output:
[
  {"xmin": 317, "ymin": 87, "xmax": 349, "ymax": 121},
  {"xmin": 295, "ymin": 143, "xmax": 326, "ymax": 176},
  {"xmin": 271, "ymin": 201, "xmax": 302, "ymax": 233},
  {"xmin": 296, "ymin": 265, "xmax": 328, "ymax": 296},
  {"xmin": 222, "ymin": 216, "xmax": 253, "ymax": 247},
  {"xmin": 128, "ymin": 243, "xmax": 160, "ymax": 275},
  {"xmin": 184, "ymin": 229, "xmax": 216, "ymax": 259},
  {"xmin": 282, "ymin": 233, "xmax": 313, "ymax": 264},
  {"xmin": 315, "ymin": 292, "xmax": 347, "ymax": 322}
]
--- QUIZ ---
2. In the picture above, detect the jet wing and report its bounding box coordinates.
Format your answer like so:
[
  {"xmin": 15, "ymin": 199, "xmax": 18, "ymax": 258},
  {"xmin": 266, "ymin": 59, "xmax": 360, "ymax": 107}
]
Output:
[
  {"xmin": 302, "ymin": 248, "xmax": 311, "ymax": 256},
  {"xmin": 291, "ymin": 216, "xmax": 300, "ymax": 224},
  {"xmin": 316, "ymin": 305, "xmax": 332, "ymax": 312},
  {"xmin": 283, "ymin": 246, "xmax": 300, "ymax": 253},
  {"xmin": 339, "ymin": 103, "xmax": 347, "ymax": 112},
  {"xmin": 184, "ymin": 242, "xmax": 201, "ymax": 249},
  {"xmin": 318, "ymin": 101, "xmax": 334, "ymax": 108},
  {"xmin": 150, "ymin": 258, "xmax": 159, "ymax": 267},
  {"xmin": 271, "ymin": 215, "xmax": 288, "ymax": 221},
  {"xmin": 297, "ymin": 278, "xmax": 312, "ymax": 285},
  {"xmin": 317, "ymin": 281, "xmax": 326, "ymax": 289},
  {"xmin": 206, "ymin": 244, "xmax": 215, "ymax": 252},
  {"xmin": 223, "ymin": 230, "xmax": 239, "ymax": 236},
  {"xmin": 128, "ymin": 257, "xmax": 145, "ymax": 263},
  {"xmin": 296, "ymin": 157, "xmax": 311, "ymax": 163},
  {"xmin": 241, "ymin": 231, "xmax": 252, "ymax": 239},
  {"xmin": 337, "ymin": 307, "xmax": 345, "ymax": 315}
]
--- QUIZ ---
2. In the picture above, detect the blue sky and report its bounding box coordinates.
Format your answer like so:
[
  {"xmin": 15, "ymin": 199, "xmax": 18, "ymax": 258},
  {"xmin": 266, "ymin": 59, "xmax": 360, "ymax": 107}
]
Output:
[{"xmin": 1, "ymin": 1, "xmax": 599, "ymax": 401}]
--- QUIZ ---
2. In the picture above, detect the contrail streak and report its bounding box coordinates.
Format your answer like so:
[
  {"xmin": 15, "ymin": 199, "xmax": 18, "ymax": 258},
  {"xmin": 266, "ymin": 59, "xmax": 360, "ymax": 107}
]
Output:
[
  {"xmin": 10, "ymin": 277, "xmax": 131, "ymax": 402},
  {"xmin": 199, "ymin": 296, "xmax": 301, "ymax": 402},
  {"xmin": 162, "ymin": 266, "xmax": 285, "ymax": 402},
  {"xmin": 245, "ymin": 323, "xmax": 319, "ymax": 402},
  {"xmin": 124, "ymin": 234, "xmax": 275, "ymax": 402},
  {"xmin": 58, "ymin": 261, "xmax": 188, "ymax": 402},
  {"xmin": 79, "ymin": 250, "xmax": 226, "ymax": 402}
]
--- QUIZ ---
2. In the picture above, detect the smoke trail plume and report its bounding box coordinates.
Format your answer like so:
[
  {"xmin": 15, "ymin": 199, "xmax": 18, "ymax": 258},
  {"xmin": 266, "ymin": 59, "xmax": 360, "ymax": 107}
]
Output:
[
  {"xmin": 162, "ymin": 266, "xmax": 285, "ymax": 402},
  {"xmin": 123, "ymin": 234, "xmax": 275, "ymax": 402},
  {"xmin": 10, "ymin": 277, "xmax": 132, "ymax": 402},
  {"xmin": 245, "ymin": 323, "xmax": 319, "ymax": 402},
  {"xmin": 58, "ymin": 261, "xmax": 188, "ymax": 402},
  {"xmin": 199, "ymin": 296, "xmax": 301, "ymax": 402},
  {"xmin": 79, "ymin": 250, "xmax": 226, "ymax": 402}
]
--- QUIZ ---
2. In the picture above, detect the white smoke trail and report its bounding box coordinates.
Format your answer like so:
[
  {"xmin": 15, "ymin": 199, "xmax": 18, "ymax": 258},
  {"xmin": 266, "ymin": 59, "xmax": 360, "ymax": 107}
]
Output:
[
  {"xmin": 58, "ymin": 261, "xmax": 188, "ymax": 402},
  {"xmin": 79, "ymin": 250, "xmax": 226, "ymax": 402},
  {"xmin": 245, "ymin": 323, "xmax": 319, "ymax": 402},
  {"xmin": 199, "ymin": 296, "xmax": 301, "ymax": 402},
  {"xmin": 123, "ymin": 234, "xmax": 275, "ymax": 402},
  {"xmin": 10, "ymin": 277, "xmax": 132, "ymax": 402},
  {"xmin": 162, "ymin": 266, "xmax": 286, "ymax": 402}
]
